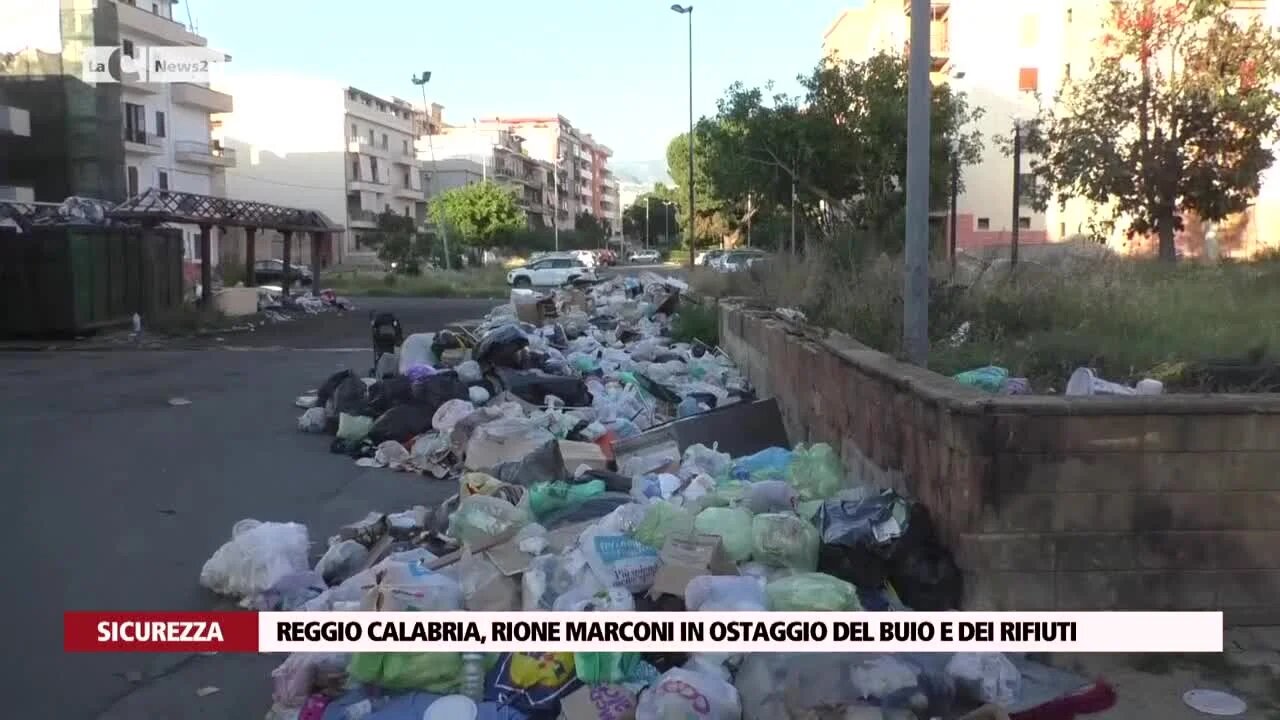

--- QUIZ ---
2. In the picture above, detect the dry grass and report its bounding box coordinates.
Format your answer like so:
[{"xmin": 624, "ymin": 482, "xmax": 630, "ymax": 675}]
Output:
[
  {"xmin": 323, "ymin": 266, "xmax": 509, "ymax": 298},
  {"xmin": 693, "ymin": 248, "xmax": 1280, "ymax": 391}
]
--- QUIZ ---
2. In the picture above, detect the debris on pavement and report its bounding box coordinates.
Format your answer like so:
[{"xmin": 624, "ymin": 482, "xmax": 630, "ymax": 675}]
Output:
[
  {"xmin": 217, "ymin": 273, "xmax": 1118, "ymax": 720},
  {"xmin": 168, "ymin": 397, "xmax": 193, "ymax": 406}
]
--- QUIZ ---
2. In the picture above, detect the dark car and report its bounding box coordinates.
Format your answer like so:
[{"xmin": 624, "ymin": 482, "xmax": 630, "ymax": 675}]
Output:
[{"xmin": 253, "ymin": 259, "xmax": 313, "ymax": 286}]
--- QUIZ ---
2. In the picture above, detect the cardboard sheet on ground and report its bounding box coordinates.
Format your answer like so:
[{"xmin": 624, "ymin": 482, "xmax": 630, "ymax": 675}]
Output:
[
  {"xmin": 613, "ymin": 399, "xmax": 790, "ymax": 476},
  {"xmin": 648, "ymin": 533, "xmax": 738, "ymax": 601},
  {"xmin": 486, "ymin": 520, "xmax": 595, "ymax": 577}
]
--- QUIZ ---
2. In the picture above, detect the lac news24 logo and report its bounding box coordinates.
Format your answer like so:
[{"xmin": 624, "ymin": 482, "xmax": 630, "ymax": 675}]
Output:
[{"xmin": 82, "ymin": 46, "xmax": 222, "ymax": 84}]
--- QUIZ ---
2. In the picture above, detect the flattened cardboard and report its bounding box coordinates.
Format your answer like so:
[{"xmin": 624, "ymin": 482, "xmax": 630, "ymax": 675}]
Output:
[
  {"xmin": 485, "ymin": 520, "xmax": 594, "ymax": 577},
  {"xmin": 611, "ymin": 398, "xmax": 789, "ymax": 473},
  {"xmin": 463, "ymin": 558, "xmax": 521, "ymax": 611},
  {"xmin": 558, "ymin": 440, "xmax": 609, "ymax": 472},
  {"xmin": 560, "ymin": 684, "xmax": 638, "ymax": 720},
  {"xmin": 647, "ymin": 533, "xmax": 737, "ymax": 601}
]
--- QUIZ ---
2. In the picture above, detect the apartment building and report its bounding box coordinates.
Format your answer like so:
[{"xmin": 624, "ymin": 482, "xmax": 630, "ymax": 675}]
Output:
[
  {"xmin": 0, "ymin": 103, "xmax": 34, "ymax": 202},
  {"xmin": 822, "ymin": 0, "xmax": 1280, "ymax": 257},
  {"xmin": 216, "ymin": 77, "xmax": 427, "ymax": 265},
  {"xmin": 422, "ymin": 125, "xmax": 554, "ymax": 228},
  {"xmin": 473, "ymin": 116, "xmax": 622, "ymax": 234}
]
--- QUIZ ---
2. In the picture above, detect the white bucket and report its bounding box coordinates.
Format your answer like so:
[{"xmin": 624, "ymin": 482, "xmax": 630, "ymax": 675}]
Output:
[
  {"xmin": 1065, "ymin": 367, "xmax": 1137, "ymax": 397},
  {"xmin": 422, "ymin": 695, "xmax": 477, "ymax": 720}
]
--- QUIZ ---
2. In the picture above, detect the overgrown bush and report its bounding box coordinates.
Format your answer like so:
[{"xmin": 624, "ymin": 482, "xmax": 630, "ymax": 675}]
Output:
[{"xmin": 671, "ymin": 303, "xmax": 719, "ymax": 346}]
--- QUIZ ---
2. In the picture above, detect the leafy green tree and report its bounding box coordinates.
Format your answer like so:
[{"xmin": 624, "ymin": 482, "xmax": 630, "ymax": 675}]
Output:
[
  {"xmin": 1019, "ymin": 0, "xmax": 1280, "ymax": 261},
  {"xmin": 574, "ymin": 211, "xmax": 608, "ymax": 246},
  {"xmin": 429, "ymin": 181, "xmax": 527, "ymax": 247},
  {"xmin": 666, "ymin": 132, "xmax": 735, "ymax": 248},
  {"xmin": 359, "ymin": 210, "xmax": 429, "ymax": 273},
  {"xmin": 622, "ymin": 184, "xmax": 681, "ymax": 244}
]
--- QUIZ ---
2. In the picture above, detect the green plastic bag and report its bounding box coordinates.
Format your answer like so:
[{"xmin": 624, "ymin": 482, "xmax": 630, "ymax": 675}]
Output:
[
  {"xmin": 336, "ymin": 413, "xmax": 374, "ymax": 443},
  {"xmin": 786, "ymin": 443, "xmax": 845, "ymax": 501},
  {"xmin": 528, "ymin": 480, "xmax": 605, "ymax": 520},
  {"xmin": 751, "ymin": 513, "xmax": 819, "ymax": 570},
  {"xmin": 694, "ymin": 507, "xmax": 754, "ymax": 562},
  {"xmin": 348, "ymin": 652, "xmax": 466, "ymax": 692},
  {"xmin": 574, "ymin": 652, "xmax": 644, "ymax": 684},
  {"xmin": 765, "ymin": 572, "xmax": 861, "ymax": 611},
  {"xmin": 448, "ymin": 494, "xmax": 528, "ymax": 547},
  {"xmin": 953, "ymin": 366, "xmax": 1009, "ymax": 393},
  {"xmin": 632, "ymin": 502, "xmax": 694, "ymax": 548}
]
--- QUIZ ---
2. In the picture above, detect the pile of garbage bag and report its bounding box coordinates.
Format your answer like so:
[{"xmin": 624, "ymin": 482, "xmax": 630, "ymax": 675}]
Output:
[{"xmin": 240, "ymin": 274, "xmax": 1113, "ymax": 720}]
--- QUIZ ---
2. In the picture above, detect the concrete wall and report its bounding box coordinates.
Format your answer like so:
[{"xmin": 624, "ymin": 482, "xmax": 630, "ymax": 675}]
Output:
[{"xmin": 720, "ymin": 302, "xmax": 1280, "ymax": 624}]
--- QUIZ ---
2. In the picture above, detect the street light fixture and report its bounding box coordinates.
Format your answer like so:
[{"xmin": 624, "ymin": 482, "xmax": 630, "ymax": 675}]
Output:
[
  {"xmin": 670, "ymin": 3, "xmax": 695, "ymax": 270},
  {"xmin": 662, "ymin": 200, "xmax": 675, "ymax": 245},
  {"xmin": 411, "ymin": 71, "xmax": 450, "ymax": 270}
]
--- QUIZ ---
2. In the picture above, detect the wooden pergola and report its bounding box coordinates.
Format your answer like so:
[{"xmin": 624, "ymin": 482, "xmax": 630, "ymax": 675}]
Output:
[{"xmin": 109, "ymin": 188, "xmax": 341, "ymax": 306}]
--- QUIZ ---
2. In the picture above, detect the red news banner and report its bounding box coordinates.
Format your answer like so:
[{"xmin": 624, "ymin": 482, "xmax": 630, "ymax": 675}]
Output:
[{"xmin": 65, "ymin": 611, "xmax": 1225, "ymax": 654}]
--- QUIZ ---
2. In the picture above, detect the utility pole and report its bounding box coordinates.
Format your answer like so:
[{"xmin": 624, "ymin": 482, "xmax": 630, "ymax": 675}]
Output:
[
  {"xmin": 645, "ymin": 196, "xmax": 651, "ymax": 249},
  {"xmin": 949, "ymin": 151, "xmax": 958, "ymax": 275},
  {"xmin": 903, "ymin": 0, "xmax": 931, "ymax": 366},
  {"xmin": 553, "ymin": 156, "xmax": 560, "ymax": 252},
  {"xmin": 746, "ymin": 193, "xmax": 752, "ymax": 247},
  {"xmin": 671, "ymin": 4, "xmax": 696, "ymax": 269},
  {"xmin": 789, "ymin": 175, "xmax": 797, "ymax": 255},
  {"xmin": 1011, "ymin": 122, "xmax": 1022, "ymax": 268}
]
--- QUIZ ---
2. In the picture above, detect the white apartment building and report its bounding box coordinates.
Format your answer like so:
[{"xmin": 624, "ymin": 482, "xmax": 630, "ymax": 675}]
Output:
[
  {"xmin": 823, "ymin": 0, "xmax": 1280, "ymax": 257},
  {"xmin": 474, "ymin": 116, "xmax": 621, "ymax": 234},
  {"xmin": 215, "ymin": 76, "xmax": 427, "ymax": 266},
  {"xmin": 420, "ymin": 125, "xmax": 554, "ymax": 229},
  {"xmin": 115, "ymin": 0, "xmax": 234, "ymax": 259}
]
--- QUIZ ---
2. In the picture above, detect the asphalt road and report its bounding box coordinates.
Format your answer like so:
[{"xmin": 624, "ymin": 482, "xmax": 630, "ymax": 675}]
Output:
[{"xmin": 2, "ymin": 297, "xmax": 496, "ymax": 719}]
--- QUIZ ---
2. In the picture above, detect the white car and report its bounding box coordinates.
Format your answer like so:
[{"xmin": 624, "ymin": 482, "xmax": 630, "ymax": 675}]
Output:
[
  {"xmin": 570, "ymin": 250, "xmax": 598, "ymax": 268},
  {"xmin": 507, "ymin": 256, "xmax": 595, "ymax": 287},
  {"xmin": 717, "ymin": 249, "xmax": 767, "ymax": 272},
  {"xmin": 628, "ymin": 250, "xmax": 661, "ymax": 264}
]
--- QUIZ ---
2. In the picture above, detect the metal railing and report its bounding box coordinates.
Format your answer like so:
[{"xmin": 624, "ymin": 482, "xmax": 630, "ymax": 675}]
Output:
[
  {"xmin": 175, "ymin": 140, "xmax": 236, "ymax": 161},
  {"xmin": 124, "ymin": 129, "xmax": 163, "ymax": 147}
]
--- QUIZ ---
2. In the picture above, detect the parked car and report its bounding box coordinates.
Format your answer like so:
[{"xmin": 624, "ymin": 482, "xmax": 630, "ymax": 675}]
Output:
[
  {"xmin": 696, "ymin": 249, "xmax": 726, "ymax": 267},
  {"xmin": 507, "ymin": 255, "xmax": 596, "ymax": 287},
  {"xmin": 570, "ymin": 250, "xmax": 598, "ymax": 269},
  {"xmin": 596, "ymin": 248, "xmax": 618, "ymax": 266},
  {"xmin": 628, "ymin": 249, "xmax": 661, "ymax": 264},
  {"xmin": 717, "ymin": 249, "xmax": 767, "ymax": 273},
  {"xmin": 252, "ymin": 259, "xmax": 312, "ymax": 286}
]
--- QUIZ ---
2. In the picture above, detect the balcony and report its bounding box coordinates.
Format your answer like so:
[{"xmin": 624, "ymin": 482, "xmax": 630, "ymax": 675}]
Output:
[
  {"xmin": 123, "ymin": 129, "xmax": 164, "ymax": 154},
  {"xmin": 175, "ymin": 140, "xmax": 237, "ymax": 167},
  {"xmin": 0, "ymin": 105, "xmax": 30, "ymax": 136},
  {"xmin": 116, "ymin": 0, "xmax": 206, "ymax": 45},
  {"xmin": 171, "ymin": 83, "xmax": 233, "ymax": 114},
  {"xmin": 347, "ymin": 137, "xmax": 369, "ymax": 153},
  {"xmin": 348, "ymin": 208, "xmax": 378, "ymax": 229},
  {"xmin": 394, "ymin": 185, "xmax": 425, "ymax": 200}
]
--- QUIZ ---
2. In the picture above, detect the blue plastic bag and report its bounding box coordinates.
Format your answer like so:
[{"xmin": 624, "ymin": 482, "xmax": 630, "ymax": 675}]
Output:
[{"xmin": 730, "ymin": 447, "xmax": 793, "ymax": 483}]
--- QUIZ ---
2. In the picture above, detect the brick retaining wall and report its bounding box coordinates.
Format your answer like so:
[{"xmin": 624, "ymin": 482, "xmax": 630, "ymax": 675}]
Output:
[{"xmin": 718, "ymin": 301, "xmax": 1280, "ymax": 624}]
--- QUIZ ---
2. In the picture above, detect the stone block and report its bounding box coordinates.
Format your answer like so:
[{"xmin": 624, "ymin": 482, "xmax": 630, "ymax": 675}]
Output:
[
  {"xmin": 1221, "ymin": 492, "xmax": 1280, "ymax": 530},
  {"xmin": 955, "ymin": 533, "xmax": 1056, "ymax": 572},
  {"xmin": 1132, "ymin": 492, "xmax": 1223, "ymax": 531},
  {"xmin": 1215, "ymin": 570, "xmax": 1280, "ymax": 609},
  {"xmin": 1053, "ymin": 493, "xmax": 1137, "ymax": 532},
  {"xmin": 979, "ymin": 492, "xmax": 1055, "ymax": 533},
  {"xmin": 1056, "ymin": 533, "xmax": 1136, "ymax": 571},
  {"xmin": 1139, "ymin": 453, "xmax": 1222, "ymax": 492},
  {"xmin": 1135, "ymin": 532, "xmax": 1218, "ymax": 569},
  {"xmin": 1060, "ymin": 416, "xmax": 1149, "ymax": 452},
  {"xmin": 1053, "ymin": 454, "xmax": 1143, "ymax": 492},
  {"xmin": 1219, "ymin": 453, "xmax": 1280, "ymax": 490},
  {"xmin": 1214, "ymin": 531, "xmax": 1280, "ymax": 570},
  {"xmin": 964, "ymin": 571, "xmax": 1057, "ymax": 610}
]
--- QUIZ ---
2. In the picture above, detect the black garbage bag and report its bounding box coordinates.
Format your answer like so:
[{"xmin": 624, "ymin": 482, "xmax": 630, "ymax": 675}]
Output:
[
  {"xmin": 431, "ymin": 329, "xmax": 464, "ymax": 358},
  {"xmin": 363, "ymin": 376, "xmax": 414, "ymax": 416},
  {"xmin": 368, "ymin": 404, "xmax": 434, "ymax": 444},
  {"xmin": 884, "ymin": 504, "xmax": 963, "ymax": 610},
  {"xmin": 411, "ymin": 370, "xmax": 470, "ymax": 411},
  {"xmin": 816, "ymin": 490, "xmax": 906, "ymax": 588},
  {"xmin": 496, "ymin": 368, "xmax": 592, "ymax": 407},
  {"xmin": 316, "ymin": 370, "xmax": 354, "ymax": 408},
  {"xmin": 475, "ymin": 325, "xmax": 529, "ymax": 369},
  {"xmin": 615, "ymin": 327, "xmax": 640, "ymax": 343},
  {"xmin": 490, "ymin": 437, "xmax": 569, "ymax": 487},
  {"xmin": 330, "ymin": 375, "xmax": 369, "ymax": 416},
  {"xmin": 330, "ymin": 436, "xmax": 375, "ymax": 458}
]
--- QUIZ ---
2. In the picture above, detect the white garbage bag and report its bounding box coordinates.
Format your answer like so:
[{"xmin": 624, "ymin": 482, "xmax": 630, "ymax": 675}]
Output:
[
  {"xmin": 637, "ymin": 668, "xmax": 742, "ymax": 720},
  {"xmin": 945, "ymin": 652, "xmax": 1021, "ymax": 706},
  {"xmin": 398, "ymin": 333, "xmax": 436, "ymax": 374},
  {"xmin": 297, "ymin": 406, "xmax": 327, "ymax": 433},
  {"xmin": 433, "ymin": 399, "xmax": 476, "ymax": 432},
  {"xmin": 200, "ymin": 521, "xmax": 310, "ymax": 598}
]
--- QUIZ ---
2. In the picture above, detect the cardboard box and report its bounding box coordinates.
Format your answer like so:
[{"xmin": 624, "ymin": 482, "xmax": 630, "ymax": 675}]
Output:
[
  {"xmin": 559, "ymin": 684, "xmax": 637, "ymax": 720},
  {"xmin": 463, "ymin": 556, "xmax": 521, "ymax": 611},
  {"xmin": 647, "ymin": 533, "xmax": 737, "ymax": 601},
  {"xmin": 485, "ymin": 520, "xmax": 594, "ymax": 577},
  {"xmin": 515, "ymin": 300, "xmax": 547, "ymax": 326},
  {"xmin": 558, "ymin": 440, "xmax": 609, "ymax": 472}
]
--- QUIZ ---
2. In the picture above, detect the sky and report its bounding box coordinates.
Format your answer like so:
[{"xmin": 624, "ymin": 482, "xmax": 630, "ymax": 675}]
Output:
[{"xmin": 192, "ymin": 0, "xmax": 855, "ymax": 174}]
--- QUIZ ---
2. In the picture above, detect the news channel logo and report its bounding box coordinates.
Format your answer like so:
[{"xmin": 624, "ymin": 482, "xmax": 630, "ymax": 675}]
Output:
[{"xmin": 82, "ymin": 46, "xmax": 225, "ymax": 84}]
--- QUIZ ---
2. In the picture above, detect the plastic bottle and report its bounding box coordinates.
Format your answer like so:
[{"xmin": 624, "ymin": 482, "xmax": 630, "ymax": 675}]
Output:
[{"xmin": 460, "ymin": 652, "xmax": 485, "ymax": 701}]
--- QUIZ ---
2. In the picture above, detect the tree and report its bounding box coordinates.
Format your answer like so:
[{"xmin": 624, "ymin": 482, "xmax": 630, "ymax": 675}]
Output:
[
  {"xmin": 622, "ymin": 184, "xmax": 681, "ymax": 244},
  {"xmin": 356, "ymin": 210, "xmax": 429, "ymax": 272},
  {"xmin": 666, "ymin": 132, "xmax": 735, "ymax": 248},
  {"xmin": 692, "ymin": 52, "xmax": 984, "ymax": 254},
  {"xmin": 574, "ymin": 211, "xmax": 608, "ymax": 247},
  {"xmin": 1020, "ymin": 0, "xmax": 1280, "ymax": 261},
  {"xmin": 429, "ymin": 181, "xmax": 527, "ymax": 248}
]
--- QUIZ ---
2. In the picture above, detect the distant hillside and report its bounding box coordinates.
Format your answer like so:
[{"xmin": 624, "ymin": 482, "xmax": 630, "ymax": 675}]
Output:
[{"xmin": 612, "ymin": 159, "xmax": 671, "ymax": 187}]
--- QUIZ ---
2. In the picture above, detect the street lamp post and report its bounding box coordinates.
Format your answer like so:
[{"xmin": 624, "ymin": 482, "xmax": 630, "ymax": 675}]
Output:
[
  {"xmin": 412, "ymin": 71, "xmax": 450, "ymax": 270},
  {"xmin": 663, "ymin": 200, "xmax": 675, "ymax": 245},
  {"xmin": 671, "ymin": 4, "xmax": 695, "ymax": 269},
  {"xmin": 645, "ymin": 196, "xmax": 651, "ymax": 249}
]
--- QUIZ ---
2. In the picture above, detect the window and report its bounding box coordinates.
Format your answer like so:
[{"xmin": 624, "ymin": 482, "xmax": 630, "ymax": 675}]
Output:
[
  {"xmin": 155, "ymin": 110, "xmax": 166, "ymax": 138},
  {"xmin": 403, "ymin": 171, "xmax": 411, "ymax": 188},
  {"xmin": 368, "ymin": 128, "xmax": 374, "ymax": 144},
  {"xmin": 381, "ymin": 133, "xmax": 388, "ymax": 149},
  {"xmin": 384, "ymin": 203, "xmax": 391, "ymax": 213},
  {"xmin": 351, "ymin": 158, "xmax": 359, "ymax": 180},
  {"xmin": 370, "ymin": 158, "xmax": 379, "ymax": 183},
  {"xmin": 977, "ymin": 217, "xmax": 990, "ymax": 230},
  {"xmin": 350, "ymin": 123, "xmax": 357, "ymax": 140},
  {"xmin": 126, "ymin": 166, "xmax": 139, "ymax": 196},
  {"xmin": 1019, "ymin": 217, "xmax": 1032, "ymax": 229},
  {"xmin": 122, "ymin": 39, "xmax": 135, "ymax": 58},
  {"xmin": 152, "ymin": 3, "xmax": 159, "ymax": 14},
  {"xmin": 1059, "ymin": 222, "xmax": 1066, "ymax": 238},
  {"xmin": 1018, "ymin": 67, "xmax": 1039, "ymax": 93},
  {"xmin": 1020, "ymin": 15, "xmax": 1039, "ymax": 48},
  {"xmin": 402, "ymin": 139, "xmax": 409, "ymax": 154},
  {"xmin": 1064, "ymin": 63, "xmax": 1071, "ymax": 81},
  {"xmin": 403, "ymin": 206, "xmax": 410, "ymax": 216},
  {"xmin": 124, "ymin": 102, "xmax": 145, "ymax": 141},
  {"xmin": 158, "ymin": 171, "xmax": 168, "ymax": 190}
]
